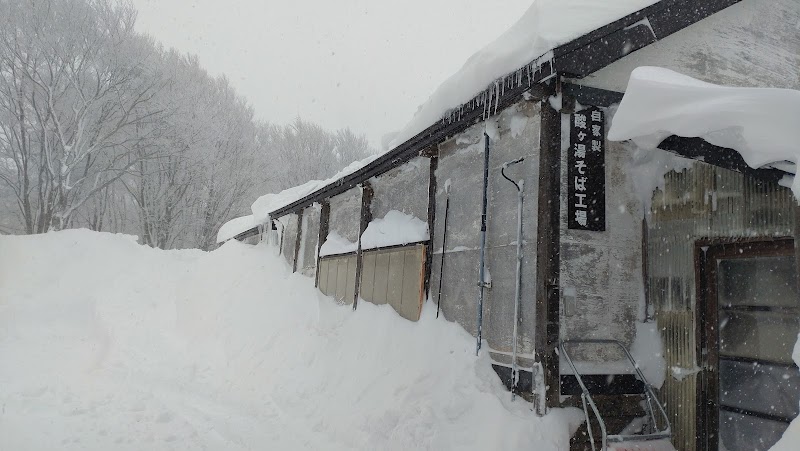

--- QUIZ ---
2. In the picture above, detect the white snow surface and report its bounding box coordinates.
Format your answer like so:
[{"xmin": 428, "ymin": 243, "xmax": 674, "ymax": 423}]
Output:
[
  {"xmin": 216, "ymin": 214, "xmax": 258, "ymax": 244},
  {"xmin": 251, "ymin": 154, "xmax": 379, "ymax": 223},
  {"xmin": 318, "ymin": 230, "xmax": 358, "ymax": 257},
  {"xmin": 608, "ymin": 66, "xmax": 800, "ymax": 198},
  {"xmin": 0, "ymin": 229, "xmax": 581, "ymax": 450},
  {"xmin": 387, "ymin": 0, "xmax": 659, "ymax": 149},
  {"xmin": 360, "ymin": 210, "xmax": 429, "ymax": 251}
]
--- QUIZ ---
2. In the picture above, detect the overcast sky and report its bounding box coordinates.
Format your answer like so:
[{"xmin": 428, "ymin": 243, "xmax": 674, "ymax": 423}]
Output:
[{"xmin": 129, "ymin": 0, "xmax": 532, "ymax": 149}]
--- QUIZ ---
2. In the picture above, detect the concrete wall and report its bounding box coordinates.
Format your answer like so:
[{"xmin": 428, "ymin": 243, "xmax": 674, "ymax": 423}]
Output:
[
  {"xmin": 298, "ymin": 204, "xmax": 321, "ymax": 278},
  {"xmin": 576, "ymin": 0, "xmax": 800, "ymax": 91},
  {"xmin": 328, "ymin": 188, "xmax": 362, "ymax": 245},
  {"xmin": 370, "ymin": 157, "xmax": 430, "ymax": 225},
  {"xmin": 317, "ymin": 187, "xmax": 363, "ymax": 304},
  {"xmin": 429, "ymin": 100, "xmax": 541, "ymax": 368},
  {"xmin": 278, "ymin": 213, "xmax": 300, "ymax": 269},
  {"xmin": 558, "ymin": 111, "xmax": 645, "ymax": 362}
]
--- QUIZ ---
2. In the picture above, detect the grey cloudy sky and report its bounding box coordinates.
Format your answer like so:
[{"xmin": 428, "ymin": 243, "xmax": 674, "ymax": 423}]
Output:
[{"xmin": 129, "ymin": 0, "xmax": 532, "ymax": 148}]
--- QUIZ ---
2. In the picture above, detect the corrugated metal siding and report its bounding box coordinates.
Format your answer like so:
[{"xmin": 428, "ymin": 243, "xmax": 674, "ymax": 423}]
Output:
[
  {"xmin": 647, "ymin": 161, "xmax": 794, "ymax": 451},
  {"xmin": 658, "ymin": 311, "xmax": 697, "ymax": 451}
]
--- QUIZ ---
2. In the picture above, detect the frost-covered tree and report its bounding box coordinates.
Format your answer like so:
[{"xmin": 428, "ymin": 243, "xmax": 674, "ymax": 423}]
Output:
[
  {"xmin": 0, "ymin": 0, "xmax": 374, "ymax": 249},
  {"xmin": 0, "ymin": 0, "xmax": 166, "ymax": 232},
  {"xmin": 264, "ymin": 117, "xmax": 373, "ymax": 190}
]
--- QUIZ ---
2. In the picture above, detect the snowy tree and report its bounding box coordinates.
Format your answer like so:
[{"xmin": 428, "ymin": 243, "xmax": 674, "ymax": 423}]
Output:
[
  {"xmin": 263, "ymin": 117, "xmax": 373, "ymax": 190},
  {"xmin": 0, "ymin": 0, "xmax": 373, "ymax": 249},
  {"xmin": 0, "ymin": 0, "xmax": 166, "ymax": 232}
]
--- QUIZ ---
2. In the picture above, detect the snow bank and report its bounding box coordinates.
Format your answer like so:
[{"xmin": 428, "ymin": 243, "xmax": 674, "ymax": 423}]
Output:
[
  {"xmin": 318, "ymin": 230, "xmax": 358, "ymax": 257},
  {"xmin": 387, "ymin": 0, "xmax": 659, "ymax": 149},
  {"xmin": 216, "ymin": 214, "xmax": 257, "ymax": 244},
  {"xmin": 0, "ymin": 229, "xmax": 580, "ymax": 450},
  {"xmin": 251, "ymin": 154, "xmax": 379, "ymax": 223},
  {"xmin": 360, "ymin": 210, "xmax": 429, "ymax": 250},
  {"xmin": 608, "ymin": 66, "xmax": 800, "ymax": 198}
]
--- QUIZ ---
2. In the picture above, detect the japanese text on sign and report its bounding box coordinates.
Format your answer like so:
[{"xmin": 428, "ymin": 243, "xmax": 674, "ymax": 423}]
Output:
[{"xmin": 567, "ymin": 107, "xmax": 605, "ymax": 231}]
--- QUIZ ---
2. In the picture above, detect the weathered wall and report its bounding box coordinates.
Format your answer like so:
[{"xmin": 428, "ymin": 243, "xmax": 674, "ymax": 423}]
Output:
[
  {"xmin": 298, "ymin": 204, "xmax": 321, "ymax": 278},
  {"xmin": 278, "ymin": 213, "xmax": 300, "ymax": 269},
  {"xmin": 430, "ymin": 100, "xmax": 541, "ymax": 368},
  {"xmin": 317, "ymin": 188, "xmax": 363, "ymax": 304},
  {"xmin": 558, "ymin": 110, "xmax": 645, "ymax": 362},
  {"xmin": 576, "ymin": 0, "xmax": 800, "ymax": 91},
  {"xmin": 370, "ymin": 157, "xmax": 430, "ymax": 225},
  {"xmin": 327, "ymin": 187, "xmax": 362, "ymax": 246}
]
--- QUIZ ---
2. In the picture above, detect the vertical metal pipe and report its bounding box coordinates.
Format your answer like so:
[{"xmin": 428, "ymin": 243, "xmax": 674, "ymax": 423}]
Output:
[
  {"xmin": 436, "ymin": 187, "xmax": 450, "ymax": 318},
  {"xmin": 476, "ymin": 132, "xmax": 490, "ymax": 356},
  {"xmin": 511, "ymin": 181, "xmax": 523, "ymax": 399},
  {"xmin": 501, "ymin": 157, "xmax": 525, "ymax": 401}
]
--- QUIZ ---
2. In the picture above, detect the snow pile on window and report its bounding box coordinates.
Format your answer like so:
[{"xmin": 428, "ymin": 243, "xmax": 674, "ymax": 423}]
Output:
[
  {"xmin": 318, "ymin": 230, "xmax": 358, "ymax": 257},
  {"xmin": 387, "ymin": 0, "xmax": 659, "ymax": 149},
  {"xmin": 216, "ymin": 214, "xmax": 257, "ymax": 244},
  {"xmin": 251, "ymin": 154, "xmax": 379, "ymax": 223},
  {"xmin": 608, "ymin": 66, "xmax": 800, "ymax": 198},
  {"xmin": 0, "ymin": 229, "xmax": 581, "ymax": 450},
  {"xmin": 360, "ymin": 210, "xmax": 429, "ymax": 250}
]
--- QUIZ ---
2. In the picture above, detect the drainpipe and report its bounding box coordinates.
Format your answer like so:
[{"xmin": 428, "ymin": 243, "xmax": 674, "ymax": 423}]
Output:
[
  {"xmin": 501, "ymin": 157, "xmax": 525, "ymax": 400},
  {"xmin": 476, "ymin": 132, "xmax": 490, "ymax": 356}
]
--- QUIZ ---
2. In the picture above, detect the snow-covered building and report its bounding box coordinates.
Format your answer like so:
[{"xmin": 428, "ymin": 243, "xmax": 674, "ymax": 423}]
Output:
[{"xmin": 228, "ymin": 1, "xmax": 800, "ymax": 449}]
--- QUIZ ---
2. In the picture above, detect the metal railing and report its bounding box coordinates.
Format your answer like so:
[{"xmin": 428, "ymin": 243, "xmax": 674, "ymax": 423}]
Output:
[{"xmin": 559, "ymin": 339, "xmax": 672, "ymax": 451}]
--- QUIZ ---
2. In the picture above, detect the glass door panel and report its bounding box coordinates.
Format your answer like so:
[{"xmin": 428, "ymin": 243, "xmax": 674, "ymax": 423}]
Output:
[{"xmin": 713, "ymin": 247, "xmax": 798, "ymax": 451}]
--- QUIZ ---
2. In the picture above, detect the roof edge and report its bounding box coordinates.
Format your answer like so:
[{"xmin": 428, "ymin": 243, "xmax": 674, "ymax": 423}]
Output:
[{"xmin": 266, "ymin": 0, "xmax": 742, "ymax": 220}]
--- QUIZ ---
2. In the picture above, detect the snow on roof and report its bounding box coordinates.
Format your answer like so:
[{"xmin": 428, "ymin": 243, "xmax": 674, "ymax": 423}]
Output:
[
  {"xmin": 386, "ymin": 0, "xmax": 660, "ymax": 150},
  {"xmin": 250, "ymin": 154, "xmax": 379, "ymax": 223},
  {"xmin": 252, "ymin": 1, "xmax": 660, "ymax": 221},
  {"xmin": 608, "ymin": 66, "xmax": 800, "ymax": 198},
  {"xmin": 217, "ymin": 214, "xmax": 258, "ymax": 244}
]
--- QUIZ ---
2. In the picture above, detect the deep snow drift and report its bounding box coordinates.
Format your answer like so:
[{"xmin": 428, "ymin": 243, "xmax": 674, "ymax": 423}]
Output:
[{"xmin": 0, "ymin": 230, "xmax": 578, "ymax": 450}]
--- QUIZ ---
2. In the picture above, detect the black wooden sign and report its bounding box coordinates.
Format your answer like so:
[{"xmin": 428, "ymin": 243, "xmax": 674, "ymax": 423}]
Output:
[{"xmin": 567, "ymin": 107, "xmax": 605, "ymax": 231}]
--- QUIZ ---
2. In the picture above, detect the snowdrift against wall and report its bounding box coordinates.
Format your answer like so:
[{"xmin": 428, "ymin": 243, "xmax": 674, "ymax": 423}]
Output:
[
  {"xmin": 608, "ymin": 66, "xmax": 800, "ymax": 197},
  {"xmin": 0, "ymin": 230, "xmax": 581, "ymax": 450}
]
